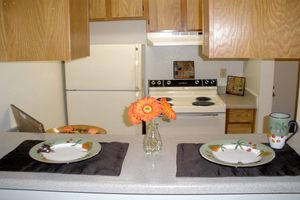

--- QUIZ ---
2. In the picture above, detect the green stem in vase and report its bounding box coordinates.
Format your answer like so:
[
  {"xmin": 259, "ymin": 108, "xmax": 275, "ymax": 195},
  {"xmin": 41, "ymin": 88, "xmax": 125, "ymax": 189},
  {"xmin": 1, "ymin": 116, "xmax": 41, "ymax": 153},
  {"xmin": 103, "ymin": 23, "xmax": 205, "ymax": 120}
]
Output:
[{"xmin": 143, "ymin": 119, "xmax": 162, "ymax": 154}]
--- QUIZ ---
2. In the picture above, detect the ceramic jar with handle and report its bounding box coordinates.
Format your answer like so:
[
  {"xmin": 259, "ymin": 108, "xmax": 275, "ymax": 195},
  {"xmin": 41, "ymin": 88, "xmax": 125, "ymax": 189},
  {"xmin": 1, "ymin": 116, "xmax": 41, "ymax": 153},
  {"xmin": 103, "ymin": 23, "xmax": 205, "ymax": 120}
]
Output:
[{"xmin": 268, "ymin": 112, "xmax": 298, "ymax": 149}]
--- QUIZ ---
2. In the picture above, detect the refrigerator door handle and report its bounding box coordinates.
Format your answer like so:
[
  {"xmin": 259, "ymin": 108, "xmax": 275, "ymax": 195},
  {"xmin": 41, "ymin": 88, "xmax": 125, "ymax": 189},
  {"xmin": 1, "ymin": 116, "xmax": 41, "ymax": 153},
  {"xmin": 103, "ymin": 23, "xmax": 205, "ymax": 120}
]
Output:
[
  {"xmin": 135, "ymin": 91, "xmax": 142, "ymax": 99},
  {"xmin": 135, "ymin": 45, "xmax": 142, "ymax": 91}
]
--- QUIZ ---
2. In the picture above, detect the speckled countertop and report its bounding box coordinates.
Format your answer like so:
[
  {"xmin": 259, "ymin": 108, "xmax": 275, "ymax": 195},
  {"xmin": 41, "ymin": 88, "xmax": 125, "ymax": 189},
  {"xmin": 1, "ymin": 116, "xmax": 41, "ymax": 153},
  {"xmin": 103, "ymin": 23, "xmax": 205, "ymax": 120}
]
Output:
[
  {"xmin": 0, "ymin": 132, "xmax": 299, "ymax": 196},
  {"xmin": 219, "ymin": 91, "xmax": 257, "ymax": 109}
]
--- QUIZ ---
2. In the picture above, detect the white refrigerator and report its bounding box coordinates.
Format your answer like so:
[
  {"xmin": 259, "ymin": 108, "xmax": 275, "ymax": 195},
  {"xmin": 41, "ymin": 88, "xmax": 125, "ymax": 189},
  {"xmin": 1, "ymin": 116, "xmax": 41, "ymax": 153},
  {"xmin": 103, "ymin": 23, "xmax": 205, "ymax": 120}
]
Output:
[{"xmin": 64, "ymin": 44, "xmax": 144, "ymax": 135}]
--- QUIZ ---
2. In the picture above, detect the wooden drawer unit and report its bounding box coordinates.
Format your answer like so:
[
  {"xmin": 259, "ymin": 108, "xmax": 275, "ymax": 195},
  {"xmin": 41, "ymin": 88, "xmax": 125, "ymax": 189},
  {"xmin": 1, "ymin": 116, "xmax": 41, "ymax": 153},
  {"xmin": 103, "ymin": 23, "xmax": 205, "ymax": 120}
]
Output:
[
  {"xmin": 226, "ymin": 109, "xmax": 256, "ymax": 134},
  {"xmin": 227, "ymin": 124, "xmax": 254, "ymax": 134}
]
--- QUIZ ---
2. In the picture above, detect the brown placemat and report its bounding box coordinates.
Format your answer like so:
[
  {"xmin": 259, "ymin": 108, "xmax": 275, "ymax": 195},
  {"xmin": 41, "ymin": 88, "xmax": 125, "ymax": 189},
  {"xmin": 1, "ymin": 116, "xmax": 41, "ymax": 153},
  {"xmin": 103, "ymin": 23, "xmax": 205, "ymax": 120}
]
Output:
[
  {"xmin": 176, "ymin": 143, "xmax": 300, "ymax": 177},
  {"xmin": 0, "ymin": 140, "xmax": 129, "ymax": 176}
]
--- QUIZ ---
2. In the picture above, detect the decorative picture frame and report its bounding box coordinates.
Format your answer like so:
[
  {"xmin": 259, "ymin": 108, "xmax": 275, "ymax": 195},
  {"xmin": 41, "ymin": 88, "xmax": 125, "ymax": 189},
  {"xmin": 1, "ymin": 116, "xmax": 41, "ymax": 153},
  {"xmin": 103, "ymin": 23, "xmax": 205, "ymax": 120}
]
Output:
[
  {"xmin": 173, "ymin": 61, "xmax": 195, "ymax": 79},
  {"xmin": 226, "ymin": 75, "xmax": 246, "ymax": 96}
]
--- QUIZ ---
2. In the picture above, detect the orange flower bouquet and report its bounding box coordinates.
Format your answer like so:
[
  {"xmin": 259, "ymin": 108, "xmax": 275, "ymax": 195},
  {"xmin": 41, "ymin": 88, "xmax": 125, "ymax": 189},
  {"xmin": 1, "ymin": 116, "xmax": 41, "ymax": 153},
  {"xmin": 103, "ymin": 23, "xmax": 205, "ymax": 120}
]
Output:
[
  {"xmin": 128, "ymin": 96, "xmax": 176, "ymax": 154},
  {"xmin": 128, "ymin": 97, "xmax": 176, "ymax": 124}
]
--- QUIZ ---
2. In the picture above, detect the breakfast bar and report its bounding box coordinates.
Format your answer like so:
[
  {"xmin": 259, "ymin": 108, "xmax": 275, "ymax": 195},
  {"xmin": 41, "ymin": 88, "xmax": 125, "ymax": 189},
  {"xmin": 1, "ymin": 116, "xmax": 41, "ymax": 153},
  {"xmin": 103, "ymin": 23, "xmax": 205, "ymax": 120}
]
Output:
[{"xmin": 0, "ymin": 132, "xmax": 300, "ymax": 200}]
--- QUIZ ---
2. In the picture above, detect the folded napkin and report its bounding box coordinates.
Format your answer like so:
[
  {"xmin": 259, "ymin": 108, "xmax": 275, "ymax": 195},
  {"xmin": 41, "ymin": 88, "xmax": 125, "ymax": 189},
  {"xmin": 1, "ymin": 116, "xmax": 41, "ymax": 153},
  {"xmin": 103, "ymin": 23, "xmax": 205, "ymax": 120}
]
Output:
[
  {"xmin": 176, "ymin": 143, "xmax": 300, "ymax": 177},
  {"xmin": 0, "ymin": 140, "xmax": 129, "ymax": 176}
]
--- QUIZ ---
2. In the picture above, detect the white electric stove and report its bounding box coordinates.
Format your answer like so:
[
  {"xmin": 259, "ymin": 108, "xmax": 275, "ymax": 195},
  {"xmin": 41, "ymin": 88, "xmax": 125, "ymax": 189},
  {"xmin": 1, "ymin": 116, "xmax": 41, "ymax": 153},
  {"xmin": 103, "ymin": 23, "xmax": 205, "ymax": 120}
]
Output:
[{"xmin": 148, "ymin": 79, "xmax": 226, "ymax": 135}]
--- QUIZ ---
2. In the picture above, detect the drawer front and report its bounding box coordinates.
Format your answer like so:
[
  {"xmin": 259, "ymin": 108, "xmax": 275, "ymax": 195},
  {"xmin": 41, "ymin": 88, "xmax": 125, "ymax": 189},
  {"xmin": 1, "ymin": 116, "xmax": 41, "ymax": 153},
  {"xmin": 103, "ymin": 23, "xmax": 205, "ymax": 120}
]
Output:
[
  {"xmin": 227, "ymin": 124, "xmax": 254, "ymax": 134},
  {"xmin": 227, "ymin": 109, "xmax": 255, "ymax": 123}
]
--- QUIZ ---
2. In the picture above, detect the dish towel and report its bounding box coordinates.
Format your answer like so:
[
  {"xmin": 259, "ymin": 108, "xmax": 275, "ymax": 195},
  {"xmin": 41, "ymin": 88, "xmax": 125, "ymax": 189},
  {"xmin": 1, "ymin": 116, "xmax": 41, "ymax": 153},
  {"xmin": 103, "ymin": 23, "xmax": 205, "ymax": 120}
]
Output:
[
  {"xmin": 0, "ymin": 140, "xmax": 129, "ymax": 176},
  {"xmin": 176, "ymin": 143, "xmax": 300, "ymax": 177}
]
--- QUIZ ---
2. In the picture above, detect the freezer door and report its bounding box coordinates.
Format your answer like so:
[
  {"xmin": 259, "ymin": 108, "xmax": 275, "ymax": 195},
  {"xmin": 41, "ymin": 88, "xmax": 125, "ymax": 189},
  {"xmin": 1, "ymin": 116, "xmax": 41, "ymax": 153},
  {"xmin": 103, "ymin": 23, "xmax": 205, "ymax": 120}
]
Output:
[
  {"xmin": 65, "ymin": 44, "xmax": 143, "ymax": 91},
  {"xmin": 66, "ymin": 91, "xmax": 142, "ymax": 135}
]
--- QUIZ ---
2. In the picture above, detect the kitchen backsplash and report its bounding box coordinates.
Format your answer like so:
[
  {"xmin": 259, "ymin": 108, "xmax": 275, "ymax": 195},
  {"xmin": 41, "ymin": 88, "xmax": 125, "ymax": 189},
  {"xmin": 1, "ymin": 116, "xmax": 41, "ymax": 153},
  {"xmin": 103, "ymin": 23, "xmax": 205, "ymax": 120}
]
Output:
[{"xmin": 145, "ymin": 45, "xmax": 244, "ymax": 81}]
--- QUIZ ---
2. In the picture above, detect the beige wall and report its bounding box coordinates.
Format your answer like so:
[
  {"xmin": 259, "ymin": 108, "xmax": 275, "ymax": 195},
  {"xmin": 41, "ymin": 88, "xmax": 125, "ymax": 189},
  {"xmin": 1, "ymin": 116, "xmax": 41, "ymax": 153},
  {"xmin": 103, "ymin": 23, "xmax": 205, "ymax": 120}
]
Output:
[
  {"xmin": 287, "ymin": 61, "xmax": 300, "ymax": 154},
  {"xmin": 243, "ymin": 60, "xmax": 262, "ymax": 95},
  {"xmin": 272, "ymin": 61, "xmax": 298, "ymax": 118},
  {"xmin": 0, "ymin": 62, "xmax": 66, "ymax": 131},
  {"xmin": 145, "ymin": 46, "xmax": 244, "ymax": 80},
  {"xmin": 244, "ymin": 60, "xmax": 275, "ymax": 133},
  {"xmin": 90, "ymin": 20, "xmax": 147, "ymax": 44}
]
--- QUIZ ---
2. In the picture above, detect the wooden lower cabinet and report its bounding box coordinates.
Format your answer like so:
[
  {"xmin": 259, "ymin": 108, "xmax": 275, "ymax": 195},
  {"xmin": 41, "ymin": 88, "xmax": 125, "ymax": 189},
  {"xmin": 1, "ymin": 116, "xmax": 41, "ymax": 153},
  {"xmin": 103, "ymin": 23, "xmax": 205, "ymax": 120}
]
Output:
[{"xmin": 225, "ymin": 109, "xmax": 256, "ymax": 134}]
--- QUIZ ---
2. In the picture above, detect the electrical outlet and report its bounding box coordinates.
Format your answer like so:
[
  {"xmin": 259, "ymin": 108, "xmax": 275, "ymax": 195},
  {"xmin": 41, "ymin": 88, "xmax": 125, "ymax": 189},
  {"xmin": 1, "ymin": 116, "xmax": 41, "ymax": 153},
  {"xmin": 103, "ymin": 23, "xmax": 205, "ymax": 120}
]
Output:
[{"xmin": 220, "ymin": 68, "xmax": 227, "ymax": 78}]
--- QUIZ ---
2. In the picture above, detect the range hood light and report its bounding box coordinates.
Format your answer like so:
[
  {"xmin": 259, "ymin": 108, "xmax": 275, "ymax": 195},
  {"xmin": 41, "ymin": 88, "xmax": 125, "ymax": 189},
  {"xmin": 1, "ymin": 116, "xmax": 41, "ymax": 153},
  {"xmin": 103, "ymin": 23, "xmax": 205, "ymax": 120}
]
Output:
[{"xmin": 147, "ymin": 32, "xmax": 203, "ymax": 46}]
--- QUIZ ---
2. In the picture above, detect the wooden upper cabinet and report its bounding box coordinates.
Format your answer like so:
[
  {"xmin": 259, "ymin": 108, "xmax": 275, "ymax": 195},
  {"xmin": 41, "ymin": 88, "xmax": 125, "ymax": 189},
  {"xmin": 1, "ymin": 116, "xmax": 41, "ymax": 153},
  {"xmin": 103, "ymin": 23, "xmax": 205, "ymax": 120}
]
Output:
[
  {"xmin": 202, "ymin": 0, "xmax": 300, "ymax": 59},
  {"xmin": 186, "ymin": 0, "xmax": 202, "ymax": 31},
  {"xmin": 111, "ymin": 0, "xmax": 144, "ymax": 18},
  {"xmin": 0, "ymin": 0, "xmax": 89, "ymax": 61},
  {"xmin": 89, "ymin": 0, "xmax": 145, "ymax": 20},
  {"xmin": 147, "ymin": 0, "xmax": 202, "ymax": 32},
  {"xmin": 147, "ymin": 0, "xmax": 182, "ymax": 32},
  {"xmin": 89, "ymin": 0, "xmax": 107, "ymax": 19}
]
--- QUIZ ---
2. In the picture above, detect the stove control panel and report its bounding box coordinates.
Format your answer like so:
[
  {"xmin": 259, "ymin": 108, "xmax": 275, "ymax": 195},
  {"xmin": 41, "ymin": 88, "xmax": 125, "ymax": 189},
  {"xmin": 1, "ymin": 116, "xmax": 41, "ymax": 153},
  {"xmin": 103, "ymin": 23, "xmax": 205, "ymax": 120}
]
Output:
[
  {"xmin": 148, "ymin": 79, "xmax": 217, "ymax": 87},
  {"xmin": 203, "ymin": 79, "xmax": 217, "ymax": 86},
  {"xmin": 149, "ymin": 80, "xmax": 164, "ymax": 87}
]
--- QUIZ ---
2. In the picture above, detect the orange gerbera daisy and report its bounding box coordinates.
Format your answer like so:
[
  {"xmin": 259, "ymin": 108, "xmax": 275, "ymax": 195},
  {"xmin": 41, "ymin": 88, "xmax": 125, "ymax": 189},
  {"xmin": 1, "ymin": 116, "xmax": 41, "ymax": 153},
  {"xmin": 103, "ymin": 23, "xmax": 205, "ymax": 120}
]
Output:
[
  {"xmin": 128, "ymin": 103, "xmax": 142, "ymax": 124},
  {"xmin": 160, "ymin": 98, "xmax": 176, "ymax": 120},
  {"xmin": 133, "ymin": 97, "xmax": 162, "ymax": 122}
]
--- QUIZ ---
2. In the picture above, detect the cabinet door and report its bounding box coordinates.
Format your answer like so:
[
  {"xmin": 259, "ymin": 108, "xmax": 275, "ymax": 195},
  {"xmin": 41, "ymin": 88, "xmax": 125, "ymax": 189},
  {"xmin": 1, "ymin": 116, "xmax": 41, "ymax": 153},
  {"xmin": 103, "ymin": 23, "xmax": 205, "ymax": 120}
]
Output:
[
  {"xmin": 111, "ymin": 0, "xmax": 144, "ymax": 18},
  {"xmin": 227, "ymin": 124, "xmax": 254, "ymax": 134},
  {"xmin": 226, "ymin": 109, "xmax": 256, "ymax": 134},
  {"xmin": 227, "ymin": 109, "xmax": 255, "ymax": 123},
  {"xmin": 0, "ymin": 0, "xmax": 89, "ymax": 61},
  {"xmin": 186, "ymin": 0, "xmax": 201, "ymax": 31},
  {"xmin": 203, "ymin": 0, "xmax": 300, "ymax": 58},
  {"xmin": 89, "ymin": 0, "xmax": 107, "ymax": 20},
  {"xmin": 148, "ymin": 0, "xmax": 182, "ymax": 32}
]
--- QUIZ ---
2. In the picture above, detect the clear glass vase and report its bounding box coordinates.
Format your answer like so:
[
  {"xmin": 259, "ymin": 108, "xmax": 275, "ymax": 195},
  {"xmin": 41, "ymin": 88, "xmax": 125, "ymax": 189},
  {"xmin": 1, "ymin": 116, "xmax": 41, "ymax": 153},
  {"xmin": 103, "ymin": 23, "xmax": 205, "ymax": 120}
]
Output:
[{"xmin": 143, "ymin": 119, "xmax": 162, "ymax": 154}]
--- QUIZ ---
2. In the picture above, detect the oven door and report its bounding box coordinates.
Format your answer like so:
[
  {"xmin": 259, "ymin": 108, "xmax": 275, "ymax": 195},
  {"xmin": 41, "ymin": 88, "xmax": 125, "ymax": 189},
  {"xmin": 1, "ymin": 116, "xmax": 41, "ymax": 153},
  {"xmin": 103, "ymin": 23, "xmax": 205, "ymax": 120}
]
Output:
[{"xmin": 158, "ymin": 112, "xmax": 225, "ymax": 135}]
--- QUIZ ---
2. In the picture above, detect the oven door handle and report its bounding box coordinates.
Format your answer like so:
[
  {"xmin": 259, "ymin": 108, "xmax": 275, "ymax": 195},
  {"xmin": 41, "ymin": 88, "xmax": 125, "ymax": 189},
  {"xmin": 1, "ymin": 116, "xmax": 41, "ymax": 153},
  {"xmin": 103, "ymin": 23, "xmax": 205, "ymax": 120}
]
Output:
[{"xmin": 175, "ymin": 113, "xmax": 222, "ymax": 117}]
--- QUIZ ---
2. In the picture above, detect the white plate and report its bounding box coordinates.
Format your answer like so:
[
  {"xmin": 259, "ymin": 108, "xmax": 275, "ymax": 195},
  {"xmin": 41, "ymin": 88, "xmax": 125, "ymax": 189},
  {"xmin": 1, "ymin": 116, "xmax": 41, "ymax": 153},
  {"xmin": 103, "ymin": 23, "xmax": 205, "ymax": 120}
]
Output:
[
  {"xmin": 199, "ymin": 139, "xmax": 275, "ymax": 167},
  {"xmin": 29, "ymin": 138, "xmax": 101, "ymax": 163}
]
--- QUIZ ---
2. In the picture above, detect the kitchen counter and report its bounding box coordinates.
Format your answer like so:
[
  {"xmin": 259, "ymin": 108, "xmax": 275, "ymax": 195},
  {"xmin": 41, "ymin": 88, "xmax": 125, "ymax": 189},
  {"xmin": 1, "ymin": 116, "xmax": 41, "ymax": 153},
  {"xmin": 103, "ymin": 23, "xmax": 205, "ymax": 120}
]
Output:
[
  {"xmin": 219, "ymin": 91, "xmax": 257, "ymax": 109},
  {"xmin": 0, "ymin": 132, "xmax": 299, "ymax": 200}
]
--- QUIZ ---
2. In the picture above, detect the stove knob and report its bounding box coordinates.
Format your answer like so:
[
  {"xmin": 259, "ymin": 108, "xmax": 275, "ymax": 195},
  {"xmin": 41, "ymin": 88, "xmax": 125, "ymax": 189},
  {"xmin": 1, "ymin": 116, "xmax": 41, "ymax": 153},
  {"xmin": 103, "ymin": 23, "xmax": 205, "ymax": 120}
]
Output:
[
  {"xmin": 210, "ymin": 79, "xmax": 216, "ymax": 86},
  {"xmin": 195, "ymin": 80, "xmax": 200, "ymax": 85},
  {"xmin": 204, "ymin": 80, "xmax": 209, "ymax": 86},
  {"xmin": 157, "ymin": 80, "xmax": 162, "ymax": 86},
  {"xmin": 150, "ymin": 80, "xmax": 156, "ymax": 86},
  {"xmin": 166, "ymin": 80, "xmax": 171, "ymax": 85}
]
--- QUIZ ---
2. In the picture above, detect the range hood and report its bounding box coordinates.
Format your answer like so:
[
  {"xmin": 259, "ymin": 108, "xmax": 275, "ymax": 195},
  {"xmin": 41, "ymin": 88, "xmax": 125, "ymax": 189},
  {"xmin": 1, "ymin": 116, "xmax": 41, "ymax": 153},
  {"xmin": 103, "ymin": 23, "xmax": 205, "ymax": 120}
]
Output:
[{"xmin": 147, "ymin": 32, "xmax": 203, "ymax": 46}]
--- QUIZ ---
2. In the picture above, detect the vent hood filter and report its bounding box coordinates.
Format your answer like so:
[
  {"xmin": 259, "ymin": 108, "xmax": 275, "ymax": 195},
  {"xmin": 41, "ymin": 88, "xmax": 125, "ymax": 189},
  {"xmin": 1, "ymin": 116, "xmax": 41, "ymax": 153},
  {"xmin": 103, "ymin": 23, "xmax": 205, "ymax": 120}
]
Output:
[{"xmin": 147, "ymin": 32, "xmax": 203, "ymax": 46}]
